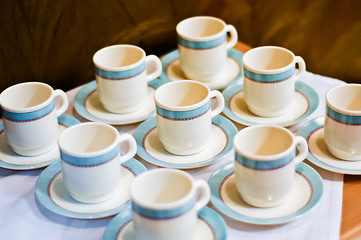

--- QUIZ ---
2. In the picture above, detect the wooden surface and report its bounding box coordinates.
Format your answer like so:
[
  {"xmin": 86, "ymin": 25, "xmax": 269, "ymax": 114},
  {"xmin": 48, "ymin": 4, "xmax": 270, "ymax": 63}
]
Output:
[
  {"xmin": 341, "ymin": 175, "xmax": 361, "ymax": 240},
  {"xmin": 234, "ymin": 41, "xmax": 359, "ymax": 240}
]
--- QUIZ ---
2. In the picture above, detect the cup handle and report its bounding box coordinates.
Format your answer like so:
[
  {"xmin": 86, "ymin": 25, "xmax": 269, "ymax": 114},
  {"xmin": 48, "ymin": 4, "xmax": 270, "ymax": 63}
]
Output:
[
  {"xmin": 53, "ymin": 89, "xmax": 69, "ymax": 117},
  {"xmin": 225, "ymin": 25, "xmax": 238, "ymax": 50},
  {"xmin": 209, "ymin": 90, "xmax": 225, "ymax": 118},
  {"xmin": 293, "ymin": 56, "xmax": 306, "ymax": 81},
  {"xmin": 294, "ymin": 136, "xmax": 308, "ymax": 165},
  {"xmin": 194, "ymin": 179, "xmax": 211, "ymax": 212},
  {"xmin": 118, "ymin": 133, "xmax": 137, "ymax": 164},
  {"xmin": 145, "ymin": 55, "xmax": 163, "ymax": 82}
]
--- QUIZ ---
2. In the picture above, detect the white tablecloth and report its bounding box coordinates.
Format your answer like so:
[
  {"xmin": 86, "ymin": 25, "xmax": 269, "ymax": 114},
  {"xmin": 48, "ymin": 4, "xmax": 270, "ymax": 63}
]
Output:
[{"xmin": 0, "ymin": 72, "xmax": 344, "ymax": 240}]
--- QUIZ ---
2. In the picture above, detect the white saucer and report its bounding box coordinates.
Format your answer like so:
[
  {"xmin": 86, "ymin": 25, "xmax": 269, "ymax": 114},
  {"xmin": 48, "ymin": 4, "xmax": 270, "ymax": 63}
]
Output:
[
  {"xmin": 35, "ymin": 158, "xmax": 147, "ymax": 219},
  {"xmin": 73, "ymin": 79, "xmax": 167, "ymax": 125},
  {"xmin": 133, "ymin": 115, "xmax": 237, "ymax": 169},
  {"xmin": 208, "ymin": 162, "xmax": 323, "ymax": 225},
  {"xmin": 0, "ymin": 114, "xmax": 79, "ymax": 170},
  {"xmin": 160, "ymin": 49, "xmax": 243, "ymax": 90},
  {"xmin": 222, "ymin": 81, "xmax": 319, "ymax": 127},
  {"xmin": 103, "ymin": 205, "xmax": 227, "ymax": 240},
  {"xmin": 298, "ymin": 117, "xmax": 361, "ymax": 174}
]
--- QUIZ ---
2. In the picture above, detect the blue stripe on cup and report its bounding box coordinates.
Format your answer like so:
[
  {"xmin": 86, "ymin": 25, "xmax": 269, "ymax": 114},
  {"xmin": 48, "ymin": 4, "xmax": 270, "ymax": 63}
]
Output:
[
  {"xmin": 177, "ymin": 35, "xmax": 227, "ymax": 49},
  {"xmin": 235, "ymin": 151, "xmax": 294, "ymax": 170},
  {"xmin": 243, "ymin": 67, "xmax": 295, "ymax": 83},
  {"xmin": 326, "ymin": 105, "xmax": 361, "ymax": 126},
  {"xmin": 0, "ymin": 100, "xmax": 56, "ymax": 122},
  {"xmin": 95, "ymin": 62, "xmax": 146, "ymax": 80},
  {"xmin": 132, "ymin": 196, "xmax": 196, "ymax": 220},
  {"xmin": 60, "ymin": 144, "xmax": 120, "ymax": 167},
  {"xmin": 156, "ymin": 101, "xmax": 211, "ymax": 121}
]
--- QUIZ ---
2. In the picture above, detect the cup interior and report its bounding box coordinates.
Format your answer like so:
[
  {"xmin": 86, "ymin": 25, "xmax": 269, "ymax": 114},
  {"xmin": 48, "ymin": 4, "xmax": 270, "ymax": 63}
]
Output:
[
  {"xmin": 234, "ymin": 126, "xmax": 293, "ymax": 157},
  {"xmin": 132, "ymin": 170, "xmax": 192, "ymax": 205},
  {"xmin": 59, "ymin": 123, "xmax": 117, "ymax": 154},
  {"xmin": 243, "ymin": 47, "xmax": 294, "ymax": 72},
  {"xmin": 155, "ymin": 81, "xmax": 209, "ymax": 109},
  {"xmin": 177, "ymin": 17, "xmax": 225, "ymax": 39},
  {"xmin": 327, "ymin": 84, "xmax": 361, "ymax": 112},
  {"xmin": 0, "ymin": 82, "xmax": 52, "ymax": 110},
  {"xmin": 93, "ymin": 45, "xmax": 144, "ymax": 69}
]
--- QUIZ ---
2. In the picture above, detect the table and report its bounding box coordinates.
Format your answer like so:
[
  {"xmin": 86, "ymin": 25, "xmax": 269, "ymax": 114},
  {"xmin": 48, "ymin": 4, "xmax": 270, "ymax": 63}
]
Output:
[
  {"xmin": 68, "ymin": 43, "xmax": 342, "ymax": 239},
  {"xmin": 0, "ymin": 42, "xmax": 352, "ymax": 240},
  {"xmin": 64, "ymin": 71, "xmax": 343, "ymax": 240}
]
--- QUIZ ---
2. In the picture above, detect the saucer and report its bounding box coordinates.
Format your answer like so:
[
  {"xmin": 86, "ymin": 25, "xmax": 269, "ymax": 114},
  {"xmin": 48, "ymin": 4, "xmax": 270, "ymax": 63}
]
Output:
[
  {"xmin": 103, "ymin": 205, "xmax": 227, "ymax": 240},
  {"xmin": 73, "ymin": 78, "xmax": 168, "ymax": 125},
  {"xmin": 297, "ymin": 117, "xmax": 361, "ymax": 174},
  {"xmin": 208, "ymin": 162, "xmax": 323, "ymax": 225},
  {"xmin": 35, "ymin": 158, "xmax": 147, "ymax": 219},
  {"xmin": 0, "ymin": 114, "xmax": 79, "ymax": 170},
  {"xmin": 133, "ymin": 115, "xmax": 237, "ymax": 169},
  {"xmin": 160, "ymin": 49, "xmax": 243, "ymax": 90},
  {"xmin": 222, "ymin": 81, "xmax": 319, "ymax": 127}
]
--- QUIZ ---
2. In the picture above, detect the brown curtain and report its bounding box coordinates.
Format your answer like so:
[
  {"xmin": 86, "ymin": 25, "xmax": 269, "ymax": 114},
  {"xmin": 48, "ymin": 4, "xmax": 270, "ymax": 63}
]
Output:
[{"xmin": 0, "ymin": 0, "xmax": 360, "ymax": 93}]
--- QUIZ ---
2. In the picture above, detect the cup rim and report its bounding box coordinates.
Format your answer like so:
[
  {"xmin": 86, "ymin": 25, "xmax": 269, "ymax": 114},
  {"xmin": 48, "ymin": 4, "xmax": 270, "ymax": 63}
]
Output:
[
  {"xmin": 233, "ymin": 125, "xmax": 295, "ymax": 161},
  {"xmin": 0, "ymin": 82, "xmax": 54, "ymax": 113},
  {"xmin": 130, "ymin": 168, "xmax": 195, "ymax": 210},
  {"xmin": 326, "ymin": 84, "xmax": 361, "ymax": 116},
  {"xmin": 58, "ymin": 122, "xmax": 119, "ymax": 158},
  {"xmin": 176, "ymin": 16, "xmax": 226, "ymax": 42},
  {"xmin": 93, "ymin": 44, "xmax": 145, "ymax": 72},
  {"xmin": 154, "ymin": 80, "xmax": 211, "ymax": 111},
  {"xmin": 242, "ymin": 46, "xmax": 296, "ymax": 74}
]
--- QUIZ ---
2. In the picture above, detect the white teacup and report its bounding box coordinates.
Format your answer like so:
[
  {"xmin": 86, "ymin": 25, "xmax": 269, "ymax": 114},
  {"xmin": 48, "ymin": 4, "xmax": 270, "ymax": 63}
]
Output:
[
  {"xmin": 58, "ymin": 122, "xmax": 137, "ymax": 203},
  {"xmin": 0, "ymin": 82, "xmax": 68, "ymax": 156},
  {"xmin": 243, "ymin": 46, "xmax": 306, "ymax": 117},
  {"xmin": 154, "ymin": 80, "xmax": 224, "ymax": 155},
  {"xmin": 130, "ymin": 168, "xmax": 210, "ymax": 240},
  {"xmin": 93, "ymin": 44, "xmax": 162, "ymax": 113},
  {"xmin": 324, "ymin": 84, "xmax": 361, "ymax": 160},
  {"xmin": 176, "ymin": 16, "xmax": 238, "ymax": 82},
  {"xmin": 234, "ymin": 125, "xmax": 308, "ymax": 207}
]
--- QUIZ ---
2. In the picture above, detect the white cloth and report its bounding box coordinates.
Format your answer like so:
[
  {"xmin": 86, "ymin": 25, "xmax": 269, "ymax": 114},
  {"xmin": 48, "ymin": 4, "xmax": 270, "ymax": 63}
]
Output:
[{"xmin": 0, "ymin": 72, "xmax": 344, "ymax": 240}]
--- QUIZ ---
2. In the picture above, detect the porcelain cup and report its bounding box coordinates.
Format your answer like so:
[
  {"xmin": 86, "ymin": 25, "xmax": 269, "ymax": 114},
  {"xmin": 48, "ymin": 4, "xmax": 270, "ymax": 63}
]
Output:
[
  {"xmin": 243, "ymin": 46, "xmax": 306, "ymax": 117},
  {"xmin": 176, "ymin": 16, "xmax": 238, "ymax": 82},
  {"xmin": 130, "ymin": 168, "xmax": 210, "ymax": 240},
  {"xmin": 324, "ymin": 84, "xmax": 361, "ymax": 160},
  {"xmin": 154, "ymin": 80, "xmax": 224, "ymax": 155},
  {"xmin": 0, "ymin": 82, "xmax": 68, "ymax": 156},
  {"xmin": 93, "ymin": 44, "xmax": 162, "ymax": 113},
  {"xmin": 233, "ymin": 125, "xmax": 308, "ymax": 207},
  {"xmin": 58, "ymin": 122, "xmax": 137, "ymax": 203}
]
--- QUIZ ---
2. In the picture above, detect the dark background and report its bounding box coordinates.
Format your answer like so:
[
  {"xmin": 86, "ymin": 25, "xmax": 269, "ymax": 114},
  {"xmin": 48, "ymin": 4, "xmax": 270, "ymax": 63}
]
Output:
[{"xmin": 1, "ymin": 0, "xmax": 361, "ymax": 92}]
